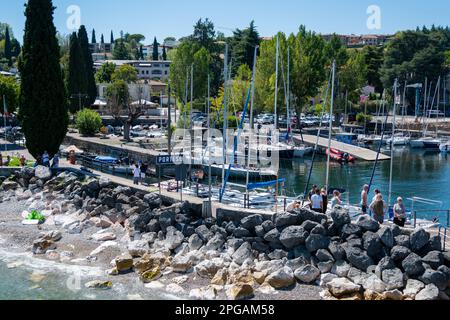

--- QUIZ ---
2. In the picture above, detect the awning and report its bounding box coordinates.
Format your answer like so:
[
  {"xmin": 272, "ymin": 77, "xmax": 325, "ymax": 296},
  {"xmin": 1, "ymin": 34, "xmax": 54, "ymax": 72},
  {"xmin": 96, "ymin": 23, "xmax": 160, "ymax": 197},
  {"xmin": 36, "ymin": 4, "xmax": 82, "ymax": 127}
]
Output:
[
  {"xmin": 247, "ymin": 179, "xmax": 285, "ymax": 191},
  {"xmin": 63, "ymin": 145, "xmax": 84, "ymax": 154}
]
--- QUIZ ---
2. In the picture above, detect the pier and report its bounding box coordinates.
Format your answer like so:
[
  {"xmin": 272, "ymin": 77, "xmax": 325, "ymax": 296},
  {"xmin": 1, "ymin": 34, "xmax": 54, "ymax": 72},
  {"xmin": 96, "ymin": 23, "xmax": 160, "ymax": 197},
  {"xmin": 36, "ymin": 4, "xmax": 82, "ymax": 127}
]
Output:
[{"xmin": 293, "ymin": 134, "xmax": 391, "ymax": 162}]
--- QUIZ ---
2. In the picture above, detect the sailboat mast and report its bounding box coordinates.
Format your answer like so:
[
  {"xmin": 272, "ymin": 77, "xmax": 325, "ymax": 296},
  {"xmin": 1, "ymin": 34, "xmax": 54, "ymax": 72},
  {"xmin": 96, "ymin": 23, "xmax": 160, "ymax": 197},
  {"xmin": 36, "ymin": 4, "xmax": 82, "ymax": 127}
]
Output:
[
  {"xmin": 388, "ymin": 79, "xmax": 398, "ymax": 209},
  {"xmin": 222, "ymin": 44, "xmax": 229, "ymax": 189},
  {"xmin": 274, "ymin": 36, "xmax": 279, "ymax": 130},
  {"xmin": 207, "ymin": 73, "xmax": 212, "ymax": 215},
  {"xmin": 249, "ymin": 46, "xmax": 258, "ymax": 129},
  {"xmin": 287, "ymin": 47, "xmax": 290, "ymax": 133},
  {"xmin": 325, "ymin": 60, "xmax": 336, "ymax": 192},
  {"xmin": 189, "ymin": 64, "xmax": 194, "ymax": 176}
]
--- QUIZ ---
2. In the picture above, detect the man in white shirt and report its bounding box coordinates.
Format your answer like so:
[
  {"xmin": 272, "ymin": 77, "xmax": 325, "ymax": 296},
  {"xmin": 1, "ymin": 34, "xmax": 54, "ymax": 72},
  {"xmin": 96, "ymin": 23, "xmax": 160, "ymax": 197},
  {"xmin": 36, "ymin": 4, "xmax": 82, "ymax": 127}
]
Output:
[
  {"xmin": 133, "ymin": 164, "xmax": 141, "ymax": 185},
  {"xmin": 311, "ymin": 189, "xmax": 323, "ymax": 213}
]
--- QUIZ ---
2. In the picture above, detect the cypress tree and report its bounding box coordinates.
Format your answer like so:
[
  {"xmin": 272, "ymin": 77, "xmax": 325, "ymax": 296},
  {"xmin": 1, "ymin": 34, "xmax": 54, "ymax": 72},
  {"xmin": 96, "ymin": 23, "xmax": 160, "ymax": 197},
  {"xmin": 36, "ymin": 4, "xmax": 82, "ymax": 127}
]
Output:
[
  {"xmin": 91, "ymin": 28, "xmax": 97, "ymax": 44},
  {"xmin": 19, "ymin": 0, "xmax": 68, "ymax": 158},
  {"xmin": 152, "ymin": 37, "xmax": 159, "ymax": 60},
  {"xmin": 101, "ymin": 34, "xmax": 105, "ymax": 44},
  {"xmin": 67, "ymin": 32, "xmax": 87, "ymax": 113},
  {"xmin": 4, "ymin": 27, "xmax": 11, "ymax": 66},
  {"xmin": 78, "ymin": 25, "xmax": 97, "ymax": 106},
  {"xmin": 162, "ymin": 46, "xmax": 167, "ymax": 60},
  {"xmin": 139, "ymin": 45, "xmax": 144, "ymax": 60},
  {"xmin": 110, "ymin": 30, "xmax": 114, "ymax": 44}
]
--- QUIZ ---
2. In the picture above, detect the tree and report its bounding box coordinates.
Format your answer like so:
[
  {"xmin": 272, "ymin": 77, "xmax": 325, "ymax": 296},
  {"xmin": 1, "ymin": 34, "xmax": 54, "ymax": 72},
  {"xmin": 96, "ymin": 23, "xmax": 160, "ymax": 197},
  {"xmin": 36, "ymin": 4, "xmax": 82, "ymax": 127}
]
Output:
[
  {"xmin": 192, "ymin": 18, "xmax": 216, "ymax": 52},
  {"xmin": 67, "ymin": 32, "xmax": 87, "ymax": 113},
  {"xmin": 162, "ymin": 46, "xmax": 167, "ymax": 60},
  {"xmin": 19, "ymin": 0, "xmax": 68, "ymax": 158},
  {"xmin": 113, "ymin": 38, "xmax": 131, "ymax": 60},
  {"xmin": 110, "ymin": 30, "xmax": 114, "ymax": 44},
  {"xmin": 78, "ymin": 25, "xmax": 97, "ymax": 106},
  {"xmin": 100, "ymin": 34, "xmax": 105, "ymax": 44},
  {"xmin": 4, "ymin": 27, "xmax": 11, "ymax": 66},
  {"xmin": 111, "ymin": 64, "xmax": 138, "ymax": 83},
  {"xmin": 91, "ymin": 29, "xmax": 97, "ymax": 44},
  {"xmin": 0, "ymin": 75, "xmax": 20, "ymax": 113},
  {"xmin": 95, "ymin": 62, "xmax": 116, "ymax": 83},
  {"xmin": 152, "ymin": 37, "xmax": 159, "ymax": 60},
  {"xmin": 76, "ymin": 108, "xmax": 103, "ymax": 136},
  {"xmin": 230, "ymin": 20, "xmax": 260, "ymax": 71},
  {"xmin": 139, "ymin": 45, "xmax": 144, "ymax": 60},
  {"xmin": 363, "ymin": 45, "xmax": 384, "ymax": 93}
]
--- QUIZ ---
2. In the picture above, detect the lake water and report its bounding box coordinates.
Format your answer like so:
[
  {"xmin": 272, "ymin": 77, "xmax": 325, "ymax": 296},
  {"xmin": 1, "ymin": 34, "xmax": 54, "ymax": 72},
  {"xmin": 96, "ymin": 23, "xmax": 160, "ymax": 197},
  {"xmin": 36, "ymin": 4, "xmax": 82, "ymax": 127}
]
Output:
[{"xmin": 279, "ymin": 146, "xmax": 450, "ymax": 224}]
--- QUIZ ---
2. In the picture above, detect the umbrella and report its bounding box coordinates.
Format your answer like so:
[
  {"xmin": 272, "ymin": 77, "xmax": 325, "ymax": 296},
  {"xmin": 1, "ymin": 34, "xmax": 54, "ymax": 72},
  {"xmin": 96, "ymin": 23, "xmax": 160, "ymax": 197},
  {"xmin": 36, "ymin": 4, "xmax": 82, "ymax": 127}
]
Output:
[
  {"xmin": 64, "ymin": 145, "xmax": 84, "ymax": 154},
  {"xmin": 131, "ymin": 99, "xmax": 158, "ymax": 107},
  {"xmin": 93, "ymin": 99, "xmax": 107, "ymax": 106}
]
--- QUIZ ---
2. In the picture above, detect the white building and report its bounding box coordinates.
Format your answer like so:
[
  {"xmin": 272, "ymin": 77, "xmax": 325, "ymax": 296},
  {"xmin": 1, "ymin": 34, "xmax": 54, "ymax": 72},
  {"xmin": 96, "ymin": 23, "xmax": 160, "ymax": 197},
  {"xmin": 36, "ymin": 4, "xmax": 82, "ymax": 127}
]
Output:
[{"xmin": 93, "ymin": 60, "xmax": 171, "ymax": 81}]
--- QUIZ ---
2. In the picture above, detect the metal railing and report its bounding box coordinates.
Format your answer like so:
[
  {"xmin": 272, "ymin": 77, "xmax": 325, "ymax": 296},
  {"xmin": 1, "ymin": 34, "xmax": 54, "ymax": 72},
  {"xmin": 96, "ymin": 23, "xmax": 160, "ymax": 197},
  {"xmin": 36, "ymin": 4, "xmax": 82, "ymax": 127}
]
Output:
[{"xmin": 411, "ymin": 209, "xmax": 450, "ymax": 228}]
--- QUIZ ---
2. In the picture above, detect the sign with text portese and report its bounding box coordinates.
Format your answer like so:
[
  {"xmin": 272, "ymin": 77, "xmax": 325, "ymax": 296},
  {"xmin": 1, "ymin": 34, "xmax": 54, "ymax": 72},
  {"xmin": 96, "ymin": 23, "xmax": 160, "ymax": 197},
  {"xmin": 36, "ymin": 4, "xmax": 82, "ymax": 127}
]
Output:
[{"xmin": 156, "ymin": 155, "xmax": 182, "ymax": 166}]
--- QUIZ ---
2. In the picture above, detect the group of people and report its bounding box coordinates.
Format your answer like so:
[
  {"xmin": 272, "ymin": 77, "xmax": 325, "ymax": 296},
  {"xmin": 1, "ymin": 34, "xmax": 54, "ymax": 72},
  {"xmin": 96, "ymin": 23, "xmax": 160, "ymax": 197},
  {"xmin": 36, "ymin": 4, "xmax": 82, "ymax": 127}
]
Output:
[
  {"xmin": 361, "ymin": 184, "xmax": 407, "ymax": 227},
  {"xmin": 308, "ymin": 185, "xmax": 342, "ymax": 214},
  {"xmin": 0, "ymin": 153, "xmax": 27, "ymax": 167},
  {"xmin": 132, "ymin": 161, "xmax": 148, "ymax": 186},
  {"xmin": 35, "ymin": 151, "xmax": 59, "ymax": 168}
]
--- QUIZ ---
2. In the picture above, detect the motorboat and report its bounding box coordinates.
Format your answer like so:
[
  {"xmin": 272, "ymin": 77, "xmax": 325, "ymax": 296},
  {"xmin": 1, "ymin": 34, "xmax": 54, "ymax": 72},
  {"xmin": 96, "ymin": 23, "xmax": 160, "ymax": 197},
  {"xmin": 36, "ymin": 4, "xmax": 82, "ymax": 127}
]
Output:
[
  {"xmin": 411, "ymin": 137, "xmax": 441, "ymax": 149},
  {"xmin": 385, "ymin": 135, "xmax": 410, "ymax": 146},
  {"xmin": 439, "ymin": 141, "xmax": 450, "ymax": 153},
  {"xmin": 326, "ymin": 148, "xmax": 355, "ymax": 163}
]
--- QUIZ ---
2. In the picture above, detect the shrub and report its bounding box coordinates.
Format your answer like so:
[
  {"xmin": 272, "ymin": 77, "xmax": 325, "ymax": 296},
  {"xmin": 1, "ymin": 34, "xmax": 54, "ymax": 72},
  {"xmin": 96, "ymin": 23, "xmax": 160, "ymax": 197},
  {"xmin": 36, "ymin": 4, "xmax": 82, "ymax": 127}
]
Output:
[
  {"xmin": 26, "ymin": 210, "xmax": 45, "ymax": 222},
  {"xmin": 356, "ymin": 113, "xmax": 373, "ymax": 125},
  {"xmin": 76, "ymin": 109, "xmax": 103, "ymax": 136}
]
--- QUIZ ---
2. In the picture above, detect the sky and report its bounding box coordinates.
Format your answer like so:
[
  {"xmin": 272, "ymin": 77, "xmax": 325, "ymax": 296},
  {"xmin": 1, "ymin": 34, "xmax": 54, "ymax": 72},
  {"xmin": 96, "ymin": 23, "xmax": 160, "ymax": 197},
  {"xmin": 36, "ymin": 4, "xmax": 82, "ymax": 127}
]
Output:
[{"xmin": 1, "ymin": 0, "xmax": 450, "ymax": 44}]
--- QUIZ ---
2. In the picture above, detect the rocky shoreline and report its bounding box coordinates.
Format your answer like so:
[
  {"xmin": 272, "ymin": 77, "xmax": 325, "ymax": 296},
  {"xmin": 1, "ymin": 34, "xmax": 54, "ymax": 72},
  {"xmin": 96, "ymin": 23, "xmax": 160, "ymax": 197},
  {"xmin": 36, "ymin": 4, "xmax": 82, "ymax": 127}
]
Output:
[{"xmin": 0, "ymin": 166, "xmax": 449, "ymax": 300}]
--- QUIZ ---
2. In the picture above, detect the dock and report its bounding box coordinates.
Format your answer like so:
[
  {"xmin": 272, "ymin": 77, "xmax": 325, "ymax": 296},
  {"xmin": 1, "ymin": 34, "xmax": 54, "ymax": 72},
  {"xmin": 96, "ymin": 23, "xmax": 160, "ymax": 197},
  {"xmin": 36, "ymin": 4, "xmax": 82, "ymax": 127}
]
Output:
[{"xmin": 294, "ymin": 134, "xmax": 390, "ymax": 162}]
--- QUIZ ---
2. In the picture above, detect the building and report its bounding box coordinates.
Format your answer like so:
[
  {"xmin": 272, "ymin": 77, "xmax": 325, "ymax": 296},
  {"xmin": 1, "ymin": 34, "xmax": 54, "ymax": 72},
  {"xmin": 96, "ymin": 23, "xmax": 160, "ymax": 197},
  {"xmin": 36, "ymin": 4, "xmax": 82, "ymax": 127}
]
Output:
[
  {"xmin": 94, "ymin": 60, "xmax": 171, "ymax": 81},
  {"xmin": 89, "ymin": 43, "xmax": 114, "ymax": 54},
  {"xmin": 321, "ymin": 34, "xmax": 393, "ymax": 48},
  {"xmin": 97, "ymin": 81, "xmax": 167, "ymax": 101}
]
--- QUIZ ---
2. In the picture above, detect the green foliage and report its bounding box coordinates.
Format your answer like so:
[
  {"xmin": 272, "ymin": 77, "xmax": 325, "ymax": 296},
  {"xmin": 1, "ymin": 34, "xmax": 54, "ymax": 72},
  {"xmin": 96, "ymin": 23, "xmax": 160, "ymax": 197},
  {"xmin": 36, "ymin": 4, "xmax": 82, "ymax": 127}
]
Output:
[
  {"xmin": 111, "ymin": 64, "xmax": 138, "ymax": 83},
  {"xmin": 78, "ymin": 25, "xmax": 97, "ymax": 105},
  {"xmin": 26, "ymin": 210, "xmax": 45, "ymax": 222},
  {"xmin": 363, "ymin": 46, "xmax": 384, "ymax": 93},
  {"xmin": 95, "ymin": 62, "xmax": 116, "ymax": 83},
  {"xmin": 19, "ymin": 0, "xmax": 68, "ymax": 159},
  {"xmin": 113, "ymin": 39, "xmax": 131, "ymax": 60},
  {"xmin": 152, "ymin": 37, "xmax": 159, "ymax": 60},
  {"xmin": 229, "ymin": 21, "xmax": 260, "ymax": 72},
  {"xmin": 67, "ymin": 32, "xmax": 87, "ymax": 113},
  {"xmin": 91, "ymin": 29, "xmax": 96, "ymax": 44},
  {"xmin": 356, "ymin": 112, "xmax": 373, "ymax": 125},
  {"xmin": 76, "ymin": 108, "xmax": 103, "ymax": 136},
  {"xmin": 162, "ymin": 46, "xmax": 167, "ymax": 60},
  {"xmin": 0, "ymin": 75, "xmax": 20, "ymax": 113},
  {"xmin": 4, "ymin": 26, "xmax": 11, "ymax": 65},
  {"xmin": 106, "ymin": 80, "xmax": 130, "ymax": 118}
]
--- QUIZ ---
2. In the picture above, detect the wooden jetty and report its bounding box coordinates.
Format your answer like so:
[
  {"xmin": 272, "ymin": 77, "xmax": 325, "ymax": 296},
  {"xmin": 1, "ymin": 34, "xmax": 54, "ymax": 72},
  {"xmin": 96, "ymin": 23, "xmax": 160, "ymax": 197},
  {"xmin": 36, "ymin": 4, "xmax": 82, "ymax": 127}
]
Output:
[{"xmin": 294, "ymin": 134, "xmax": 390, "ymax": 162}]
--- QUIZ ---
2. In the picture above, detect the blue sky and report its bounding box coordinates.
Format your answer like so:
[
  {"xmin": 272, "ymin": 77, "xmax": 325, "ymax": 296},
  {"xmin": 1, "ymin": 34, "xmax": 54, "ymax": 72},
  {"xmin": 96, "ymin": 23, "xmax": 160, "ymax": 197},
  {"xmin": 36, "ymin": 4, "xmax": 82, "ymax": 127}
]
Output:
[{"xmin": 2, "ymin": 0, "xmax": 450, "ymax": 44}]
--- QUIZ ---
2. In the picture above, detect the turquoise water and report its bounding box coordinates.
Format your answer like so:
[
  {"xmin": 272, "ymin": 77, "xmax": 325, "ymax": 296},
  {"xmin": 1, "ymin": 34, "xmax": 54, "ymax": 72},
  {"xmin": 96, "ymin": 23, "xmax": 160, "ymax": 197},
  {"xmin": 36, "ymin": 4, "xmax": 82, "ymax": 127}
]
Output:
[{"xmin": 279, "ymin": 147, "xmax": 450, "ymax": 224}]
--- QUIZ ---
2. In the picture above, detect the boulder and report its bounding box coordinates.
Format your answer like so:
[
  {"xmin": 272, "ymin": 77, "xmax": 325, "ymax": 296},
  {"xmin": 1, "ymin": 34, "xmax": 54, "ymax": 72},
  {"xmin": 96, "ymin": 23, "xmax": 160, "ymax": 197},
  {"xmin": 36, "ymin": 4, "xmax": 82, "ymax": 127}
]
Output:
[
  {"xmin": 127, "ymin": 240, "xmax": 150, "ymax": 257},
  {"xmin": 363, "ymin": 232, "xmax": 383, "ymax": 258},
  {"xmin": 362, "ymin": 274, "xmax": 387, "ymax": 293},
  {"xmin": 318, "ymin": 261, "xmax": 334, "ymax": 274},
  {"xmin": 268, "ymin": 249, "xmax": 288, "ymax": 260},
  {"xmin": 415, "ymin": 284, "xmax": 439, "ymax": 300},
  {"xmin": 301, "ymin": 220, "xmax": 319, "ymax": 232},
  {"xmin": 195, "ymin": 225, "xmax": 213, "ymax": 242},
  {"xmin": 328, "ymin": 242, "xmax": 346, "ymax": 261},
  {"xmin": 326, "ymin": 278, "xmax": 361, "ymax": 298},
  {"xmin": 227, "ymin": 238, "xmax": 244, "ymax": 252},
  {"xmin": 381, "ymin": 268, "xmax": 405, "ymax": 290},
  {"xmin": 188, "ymin": 234, "xmax": 203, "ymax": 251},
  {"xmin": 345, "ymin": 246, "xmax": 374, "ymax": 271},
  {"xmin": 356, "ymin": 215, "xmax": 380, "ymax": 232},
  {"xmin": 189, "ymin": 286, "xmax": 217, "ymax": 300},
  {"xmin": 165, "ymin": 226, "xmax": 184, "ymax": 250},
  {"xmin": 265, "ymin": 266, "xmax": 295, "ymax": 289},
  {"xmin": 286, "ymin": 257, "xmax": 308, "ymax": 271},
  {"xmin": 140, "ymin": 267, "xmax": 162, "ymax": 283},
  {"xmin": 437, "ymin": 265, "xmax": 450, "ymax": 287},
  {"xmin": 274, "ymin": 212, "xmax": 299, "ymax": 228},
  {"xmin": 420, "ymin": 269, "xmax": 448, "ymax": 291},
  {"xmin": 305, "ymin": 234, "xmax": 330, "ymax": 253},
  {"xmin": 143, "ymin": 193, "xmax": 162, "ymax": 209},
  {"xmin": 232, "ymin": 242, "xmax": 253, "ymax": 265},
  {"xmin": 294, "ymin": 265, "xmax": 321, "ymax": 284},
  {"xmin": 390, "ymin": 246, "xmax": 411, "ymax": 263},
  {"xmin": 172, "ymin": 255, "xmax": 192, "ymax": 273},
  {"xmin": 311, "ymin": 224, "xmax": 327, "ymax": 236},
  {"xmin": 341, "ymin": 224, "xmax": 362, "ymax": 239},
  {"xmin": 195, "ymin": 259, "xmax": 224, "ymax": 279},
  {"xmin": 347, "ymin": 267, "xmax": 371, "ymax": 286},
  {"xmin": 375, "ymin": 257, "xmax": 396, "ymax": 278},
  {"xmin": 410, "ymin": 229, "xmax": 430, "ymax": 253},
  {"xmin": 403, "ymin": 279, "xmax": 426, "ymax": 299},
  {"xmin": 240, "ymin": 214, "xmax": 263, "ymax": 230},
  {"xmin": 115, "ymin": 254, "xmax": 134, "ymax": 273},
  {"xmin": 280, "ymin": 226, "xmax": 308, "ymax": 249},
  {"xmin": 264, "ymin": 229, "xmax": 280, "ymax": 243},
  {"xmin": 422, "ymin": 251, "xmax": 444, "ymax": 270},
  {"xmin": 159, "ymin": 210, "xmax": 176, "ymax": 231},
  {"xmin": 331, "ymin": 260, "xmax": 351, "ymax": 278},
  {"xmin": 394, "ymin": 235, "xmax": 410, "ymax": 248},
  {"xmin": 320, "ymin": 273, "xmax": 338, "ymax": 287},
  {"xmin": 91, "ymin": 231, "xmax": 116, "ymax": 242},
  {"xmin": 330, "ymin": 207, "xmax": 351, "ymax": 228},
  {"xmin": 402, "ymin": 253, "xmax": 425, "ymax": 278},
  {"xmin": 233, "ymin": 227, "xmax": 251, "ymax": 238},
  {"xmin": 35, "ymin": 166, "xmax": 52, "ymax": 181},
  {"xmin": 226, "ymin": 284, "xmax": 254, "ymax": 300},
  {"xmin": 316, "ymin": 249, "xmax": 335, "ymax": 262},
  {"xmin": 204, "ymin": 234, "xmax": 225, "ymax": 251},
  {"xmin": 377, "ymin": 227, "xmax": 394, "ymax": 248},
  {"xmin": 1, "ymin": 181, "xmax": 19, "ymax": 191},
  {"xmin": 261, "ymin": 220, "xmax": 275, "ymax": 232},
  {"xmin": 85, "ymin": 280, "xmax": 113, "ymax": 290}
]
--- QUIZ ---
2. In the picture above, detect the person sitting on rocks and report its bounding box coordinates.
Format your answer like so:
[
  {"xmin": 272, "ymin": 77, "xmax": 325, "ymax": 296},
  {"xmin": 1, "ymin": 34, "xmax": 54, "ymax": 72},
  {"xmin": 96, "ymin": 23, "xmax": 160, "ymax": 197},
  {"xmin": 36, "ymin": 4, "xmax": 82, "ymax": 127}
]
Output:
[
  {"xmin": 393, "ymin": 197, "xmax": 407, "ymax": 227},
  {"xmin": 331, "ymin": 190, "xmax": 342, "ymax": 209},
  {"xmin": 311, "ymin": 189, "xmax": 323, "ymax": 213},
  {"xmin": 370, "ymin": 194, "xmax": 387, "ymax": 224}
]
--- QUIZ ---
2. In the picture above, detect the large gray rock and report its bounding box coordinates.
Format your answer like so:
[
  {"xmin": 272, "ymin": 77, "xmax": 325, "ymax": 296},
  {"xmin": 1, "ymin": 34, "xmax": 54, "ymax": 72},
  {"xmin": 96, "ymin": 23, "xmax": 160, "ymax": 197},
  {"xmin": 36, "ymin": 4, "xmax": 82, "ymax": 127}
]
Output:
[
  {"xmin": 356, "ymin": 215, "xmax": 380, "ymax": 232},
  {"xmin": 305, "ymin": 234, "xmax": 330, "ymax": 253},
  {"xmin": 159, "ymin": 210, "xmax": 176, "ymax": 231},
  {"xmin": 263, "ymin": 228, "xmax": 280, "ymax": 243},
  {"xmin": 261, "ymin": 220, "xmax": 275, "ymax": 232},
  {"xmin": 240, "ymin": 214, "xmax": 263, "ymax": 230},
  {"xmin": 233, "ymin": 227, "xmax": 251, "ymax": 238},
  {"xmin": 375, "ymin": 256, "xmax": 396, "ymax": 278},
  {"xmin": 280, "ymin": 226, "xmax": 308, "ymax": 249},
  {"xmin": 329, "ymin": 242, "xmax": 346, "ymax": 261},
  {"xmin": 294, "ymin": 265, "xmax": 321, "ymax": 284},
  {"xmin": 274, "ymin": 212, "xmax": 299, "ymax": 227},
  {"xmin": 35, "ymin": 166, "xmax": 52, "ymax": 181},
  {"xmin": 143, "ymin": 193, "xmax": 162, "ymax": 209},
  {"xmin": 362, "ymin": 274, "xmax": 388, "ymax": 293},
  {"xmin": 330, "ymin": 207, "xmax": 351, "ymax": 228},
  {"xmin": 195, "ymin": 225, "xmax": 213, "ymax": 242},
  {"xmin": 422, "ymin": 251, "xmax": 444, "ymax": 270},
  {"xmin": 381, "ymin": 268, "xmax": 405, "ymax": 290},
  {"xmin": 415, "ymin": 284, "xmax": 439, "ymax": 300},
  {"xmin": 420, "ymin": 269, "xmax": 448, "ymax": 291},
  {"xmin": 317, "ymin": 261, "xmax": 334, "ymax": 274},
  {"xmin": 402, "ymin": 253, "xmax": 425, "ymax": 278},
  {"xmin": 316, "ymin": 249, "xmax": 335, "ymax": 262},
  {"xmin": 204, "ymin": 234, "xmax": 225, "ymax": 251},
  {"xmin": 327, "ymin": 278, "xmax": 361, "ymax": 298},
  {"xmin": 265, "ymin": 266, "xmax": 295, "ymax": 289},
  {"xmin": 232, "ymin": 242, "xmax": 253, "ymax": 265},
  {"xmin": 390, "ymin": 245, "xmax": 411, "ymax": 262},
  {"xmin": 341, "ymin": 224, "xmax": 362, "ymax": 239},
  {"xmin": 377, "ymin": 227, "xmax": 394, "ymax": 248},
  {"xmin": 301, "ymin": 220, "xmax": 319, "ymax": 232},
  {"xmin": 394, "ymin": 235, "xmax": 410, "ymax": 248},
  {"xmin": 410, "ymin": 228, "xmax": 430, "ymax": 253},
  {"xmin": 363, "ymin": 232, "xmax": 383, "ymax": 258},
  {"xmin": 331, "ymin": 260, "xmax": 351, "ymax": 277},
  {"xmin": 165, "ymin": 227, "xmax": 184, "ymax": 250},
  {"xmin": 345, "ymin": 246, "xmax": 374, "ymax": 271},
  {"xmin": 403, "ymin": 279, "xmax": 426, "ymax": 299}
]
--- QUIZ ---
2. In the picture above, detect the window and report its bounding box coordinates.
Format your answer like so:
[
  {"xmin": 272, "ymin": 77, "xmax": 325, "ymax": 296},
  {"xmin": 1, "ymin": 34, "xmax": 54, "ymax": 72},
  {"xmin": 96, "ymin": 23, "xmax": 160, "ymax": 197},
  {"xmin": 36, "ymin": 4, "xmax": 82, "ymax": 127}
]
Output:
[
  {"xmin": 152, "ymin": 70, "xmax": 162, "ymax": 75},
  {"xmin": 146, "ymin": 70, "xmax": 149, "ymax": 75},
  {"xmin": 153, "ymin": 64, "xmax": 160, "ymax": 68}
]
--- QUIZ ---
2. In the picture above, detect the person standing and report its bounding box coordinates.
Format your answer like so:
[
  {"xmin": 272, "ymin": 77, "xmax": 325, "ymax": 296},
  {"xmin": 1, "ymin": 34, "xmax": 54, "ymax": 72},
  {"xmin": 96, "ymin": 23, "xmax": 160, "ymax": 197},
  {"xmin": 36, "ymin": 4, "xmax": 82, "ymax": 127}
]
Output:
[
  {"xmin": 51, "ymin": 154, "xmax": 59, "ymax": 168},
  {"xmin": 311, "ymin": 189, "xmax": 323, "ymax": 213},
  {"xmin": 321, "ymin": 188, "xmax": 328, "ymax": 214},
  {"xmin": 0, "ymin": 152, "xmax": 3, "ymax": 167},
  {"xmin": 140, "ymin": 162, "xmax": 148, "ymax": 184},
  {"xmin": 370, "ymin": 194, "xmax": 387, "ymax": 224},
  {"xmin": 393, "ymin": 197, "xmax": 407, "ymax": 227},
  {"xmin": 19, "ymin": 155, "xmax": 26, "ymax": 167},
  {"xmin": 361, "ymin": 184, "xmax": 369, "ymax": 214},
  {"xmin": 331, "ymin": 190, "xmax": 342, "ymax": 208},
  {"xmin": 42, "ymin": 151, "xmax": 50, "ymax": 167},
  {"xmin": 133, "ymin": 164, "xmax": 141, "ymax": 185}
]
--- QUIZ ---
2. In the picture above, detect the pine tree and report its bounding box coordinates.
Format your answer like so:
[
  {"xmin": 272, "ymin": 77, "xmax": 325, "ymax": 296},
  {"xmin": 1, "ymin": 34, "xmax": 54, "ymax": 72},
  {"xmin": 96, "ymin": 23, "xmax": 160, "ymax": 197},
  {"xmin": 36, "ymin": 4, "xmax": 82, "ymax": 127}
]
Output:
[
  {"xmin": 4, "ymin": 27, "xmax": 12, "ymax": 66},
  {"xmin": 67, "ymin": 32, "xmax": 87, "ymax": 113},
  {"xmin": 152, "ymin": 37, "xmax": 159, "ymax": 60},
  {"xmin": 19, "ymin": 0, "xmax": 68, "ymax": 158},
  {"xmin": 113, "ymin": 39, "xmax": 130, "ymax": 60},
  {"xmin": 162, "ymin": 46, "xmax": 167, "ymax": 60},
  {"xmin": 91, "ymin": 28, "xmax": 97, "ymax": 44},
  {"xmin": 78, "ymin": 25, "xmax": 97, "ymax": 105},
  {"xmin": 110, "ymin": 30, "xmax": 114, "ymax": 44},
  {"xmin": 101, "ymin": 34, "xmax": 105, "ymax": 44}
]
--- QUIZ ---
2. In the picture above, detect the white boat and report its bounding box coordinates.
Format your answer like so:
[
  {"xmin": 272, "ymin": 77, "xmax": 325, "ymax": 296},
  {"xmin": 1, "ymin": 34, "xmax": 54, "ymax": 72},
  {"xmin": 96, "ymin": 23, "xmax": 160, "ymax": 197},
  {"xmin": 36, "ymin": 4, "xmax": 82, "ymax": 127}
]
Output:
[
  {"xmin": 293, "ymin": 145, "xmax": 313, "ymax": 158},
  {"xmin": 439, "ymin": 142, "xmax": 450, "ymax": 153},
  {"xmin": 411, "ymin": 137, "xmax": 441, "ymax": 149},
  {"xmin": 385, "ymin": 136, "xmax": 410, "ymax": 146}
]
